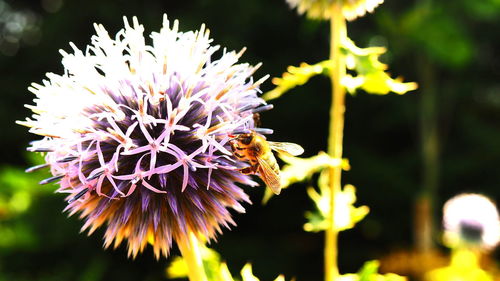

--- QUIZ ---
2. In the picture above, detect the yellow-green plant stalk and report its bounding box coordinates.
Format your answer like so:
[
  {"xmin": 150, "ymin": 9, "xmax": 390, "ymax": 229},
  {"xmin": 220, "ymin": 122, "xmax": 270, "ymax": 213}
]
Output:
[
  {"xmin": 177, "ymin": 232, "xmax": 209, "ymax": 281},
  {"xmin": 271, "ymin": 1, "xmax": 416, "ymax": 280},
  {"xmin": 325, "ymin": 3, "xmax": 347, "ymax": 281}
]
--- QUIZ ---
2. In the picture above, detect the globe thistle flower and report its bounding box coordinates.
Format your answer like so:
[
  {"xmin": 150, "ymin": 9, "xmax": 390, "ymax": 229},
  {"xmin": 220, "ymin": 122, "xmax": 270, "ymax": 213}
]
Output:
[
  {"xmin": 286, "ymin": 0, "xmax": 384, "ymax": 21},
  {"xmin": 442, "ymin": 193, "xmax": 500, "ymax": 250},
  {"xmin": 18, "ymin": 15, "xmax": 271, "ymax": 258}
]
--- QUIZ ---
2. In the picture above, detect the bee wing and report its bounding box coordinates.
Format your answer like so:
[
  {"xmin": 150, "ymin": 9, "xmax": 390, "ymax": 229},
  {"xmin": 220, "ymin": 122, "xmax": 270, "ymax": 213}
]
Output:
[
  {"xmin": 267, "ymin": 141, "xmax": 304, "ymax": 156},
  {"xmin": 256, "ymin": 156, "xmax": 282, "ymax": 195}
]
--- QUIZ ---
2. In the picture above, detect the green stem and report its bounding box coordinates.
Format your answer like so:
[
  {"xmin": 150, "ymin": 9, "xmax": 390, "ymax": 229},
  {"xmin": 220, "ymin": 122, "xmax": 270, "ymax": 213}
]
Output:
[
  {"xmin": 416, "ymin": 53, "xmax": 439, "ymax": 253},
  {"xmin": 178, "ymin": 232, "xmax": 208, "ymax": 281},
  {"xmin": 325, "ymin": 4, "xmax": 346, "ymax": 281},
  {"xmin": 412, "ymin": 0, "xmax": 438, "ymax": 254}
]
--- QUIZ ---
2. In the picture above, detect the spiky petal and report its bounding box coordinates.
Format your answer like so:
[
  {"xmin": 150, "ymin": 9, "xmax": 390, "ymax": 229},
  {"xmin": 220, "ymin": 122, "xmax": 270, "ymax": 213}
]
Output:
[{"xmin": 19, "ymin": 15, "xmax": 270, "ymax": 258}]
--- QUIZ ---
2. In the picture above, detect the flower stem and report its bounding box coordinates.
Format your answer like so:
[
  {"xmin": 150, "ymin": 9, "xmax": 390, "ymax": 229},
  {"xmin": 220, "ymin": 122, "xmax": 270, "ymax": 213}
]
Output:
[
  {"xmin": 325, "ymin": 3, "xmax": 346, "ymax": 281},
  {"xmin": 178, "ymin": 232, "xmax": 208, "ymax": 281}
]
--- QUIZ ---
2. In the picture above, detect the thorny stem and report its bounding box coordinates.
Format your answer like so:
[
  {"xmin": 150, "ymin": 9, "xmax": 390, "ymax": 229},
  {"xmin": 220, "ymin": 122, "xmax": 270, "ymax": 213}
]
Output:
[
  {"xmin": 325, "ymin": 3, "xmax": 346, "ymax": 281},
  {"xmin": 178, "ymin": 232, "xmax": 208, "ymax": 281}
]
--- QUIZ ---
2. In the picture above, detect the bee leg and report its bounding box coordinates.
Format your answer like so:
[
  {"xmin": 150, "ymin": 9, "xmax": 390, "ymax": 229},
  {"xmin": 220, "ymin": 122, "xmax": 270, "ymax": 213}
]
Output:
[
  {"xmin": 229, "ymin": 139, "xmax": 238, "ymax": 152},
  {"xmin": 239, "ymin": 165, "xmax": 258, "ymax": 175},
  {"xmin": 240, "ymin": 167, "xmax": 253, "ymax": 175},
  {"xmin": 230, "ymin": 140, "xmax": 245, "ymax": 153},
  {"xmin": 230, "ymin": 142, "xmax": 248, "ymax": 161},
  {"xmin": 233, "ymin": 152, "xmax": 247, "ymax": 161}
]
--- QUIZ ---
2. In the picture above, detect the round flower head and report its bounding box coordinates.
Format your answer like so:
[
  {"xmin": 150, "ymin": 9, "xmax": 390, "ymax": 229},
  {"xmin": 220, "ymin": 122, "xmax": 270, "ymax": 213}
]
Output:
[
  {"xmin": 286, "ymin": 0, "xmax": 384, "ymax": 21},
  {"xmin": 443, "ymin": 193, "xmax": 500, "ymax": 250},
  {"xmin": 19, "ymin": 15, "xmax": 271, "ymax": 258}
]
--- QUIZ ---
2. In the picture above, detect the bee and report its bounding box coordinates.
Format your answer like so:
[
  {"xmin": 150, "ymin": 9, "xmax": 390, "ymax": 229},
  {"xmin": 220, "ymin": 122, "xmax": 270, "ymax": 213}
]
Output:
[{"xmin": 229, "ymin": 131, "xmax": 304, "ymax": 195}]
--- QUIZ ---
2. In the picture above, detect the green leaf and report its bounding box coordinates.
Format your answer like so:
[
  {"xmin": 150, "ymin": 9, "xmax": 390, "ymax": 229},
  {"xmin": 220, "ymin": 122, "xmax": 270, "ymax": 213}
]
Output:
[
  {"xmin": 338, "ymin": 261, "xmax": 407, "ymax": 281},
  {"xmin": 263, "ymin": 36, "xmax": 416, "ymax": 100},
  {"xmin": 304, "ymin": 177, "xmax": 369, "ymax": 232},
  {"xmin": 341, "ymin": 38, "xmax": 418, "ymax": 95},
  {"xmin": 166, "ymin": 245, "xmax": 287, "ymax": 281},
  {"xmin": 262, "ymin": 61, "xmax": 332, "ymax": 101},
  {"xmin": 358, "ymin": 260, "xmax": 380, "ymax": 281},
  {"xmin": 262, "ymin": 152, "xmax": 349, "ymax": 204}
]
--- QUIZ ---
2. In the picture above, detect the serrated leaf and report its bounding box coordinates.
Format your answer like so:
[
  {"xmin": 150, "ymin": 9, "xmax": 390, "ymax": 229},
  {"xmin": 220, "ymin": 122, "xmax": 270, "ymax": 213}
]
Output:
[
  {"xmin": 279, "ymin": 152, "xmax": 349, "ymax": 187},
  {"xmin": 342, "ymin": 37, "xmax": 417, "ymax": 95},
  {"xmin": 263, "ymin": 36, "xmax": 415, "ymax": 100},
  {"xmin": 304, "ymin": 179, "xmax": 369, "ymax": 232},
  {"xmin": 262, "ymin": 152, "xmax": 350, "ymax": 204},
  {"xmin": 303, "ymin": 209, "xmax": 329, "ymax": 232},
  {"xmin": 262, "ymin": 61, "xmax": 333, "ymax": 101}
]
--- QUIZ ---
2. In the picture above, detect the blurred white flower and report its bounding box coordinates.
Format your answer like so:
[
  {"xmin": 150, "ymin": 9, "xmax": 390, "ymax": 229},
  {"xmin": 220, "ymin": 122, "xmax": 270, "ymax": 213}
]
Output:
[{"xmin": 443, "ymin": 193, "xmax": 500, "ymax": 250}]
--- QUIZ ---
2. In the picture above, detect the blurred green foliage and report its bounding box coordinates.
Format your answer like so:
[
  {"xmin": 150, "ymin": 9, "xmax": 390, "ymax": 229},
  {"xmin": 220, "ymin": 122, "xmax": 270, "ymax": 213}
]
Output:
[
  {"xmin": 0, "ymin": 153, "xmax": 44, "ymax": 251},
  {"xmin": 0, "ymin": 0, "xmax": 499, "ymax": 280},
  {"xmin": 165, "ymin": 246, "xmax": 406, "ymax": 281},
  {"xmin": 339, "ymin": 260, "xmax": 406, "ymax": 281}
]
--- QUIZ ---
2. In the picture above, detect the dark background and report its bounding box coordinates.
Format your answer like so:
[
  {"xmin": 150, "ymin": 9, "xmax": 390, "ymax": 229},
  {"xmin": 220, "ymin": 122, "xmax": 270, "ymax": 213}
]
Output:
[{"xmin": 0, "ymin": 0, "xmax": 499, "ymax": 280}]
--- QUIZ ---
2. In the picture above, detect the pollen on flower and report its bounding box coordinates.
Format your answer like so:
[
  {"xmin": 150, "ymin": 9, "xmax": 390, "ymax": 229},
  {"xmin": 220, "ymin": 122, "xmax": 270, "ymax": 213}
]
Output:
[{"xmin": 18, "ymin": 14, "xmax": 271, "ymax": 259}]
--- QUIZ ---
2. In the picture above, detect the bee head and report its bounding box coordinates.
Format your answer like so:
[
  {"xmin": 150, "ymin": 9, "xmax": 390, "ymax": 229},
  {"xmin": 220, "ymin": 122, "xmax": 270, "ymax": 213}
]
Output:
[{"xmin": 238, "ymin": 133, "xmax": 254, "ymax": 145}]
